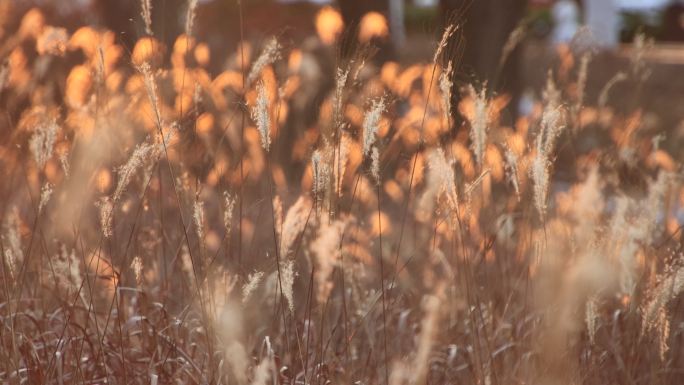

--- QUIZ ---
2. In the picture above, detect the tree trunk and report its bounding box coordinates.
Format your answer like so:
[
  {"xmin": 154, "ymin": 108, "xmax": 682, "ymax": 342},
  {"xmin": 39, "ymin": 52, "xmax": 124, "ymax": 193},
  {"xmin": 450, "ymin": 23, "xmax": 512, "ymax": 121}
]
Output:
[
  {"xmin": 440, "ymin": 0, "xmax": 526, "ymax": 122},
  {"xmin": 94, "ymin": 0, "xmax": 185, "ymax": 49},
  {"xmin": 338, "ymin": 0, "xmax": 393, "ymax": 61}
]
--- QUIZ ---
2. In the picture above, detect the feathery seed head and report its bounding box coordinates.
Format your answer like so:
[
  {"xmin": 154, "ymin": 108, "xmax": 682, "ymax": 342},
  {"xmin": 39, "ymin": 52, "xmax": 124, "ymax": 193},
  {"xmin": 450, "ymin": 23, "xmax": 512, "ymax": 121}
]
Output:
[
  {"xmin": 59, "ymin": 150, "xmax": 70, "ymax": 178},
  {"xmin": 139, "ymin": 62, "xmax": 163, "ymax": 127},
  {"xmin": 252, "ymin": 81, "xmax": 271, "ymax": 152},
  {"xmin": 280, "ymin": 196, "xmax": 311, "ymax": 258},
  {"xmin": 585, "ymin": 296, "xmax": 599, "ymax": 345},
  {"xmin": 311, "ymin": 219, "xmax": 347, "ymax": 303},
  {"xmin": 333, "ymin": 134, "xmax": 352, "ymax": 196},
  {"xmin": 543, "ymin": 71, "xmax": 561, "ymax": 107},
  {"xmin": 425, "ymin": 148, "xmax": 458, "ymax": 211},
  {"xmin": 530, "ymin": 153, "xmax": 551, "ymax": 220},
  {"xmin": 30, "ymin": 119, "xmax": 58, "ymax": 169},
  {"xmin": 140, "ymin": 0, "xmax": 153, "ymax": 36},
  {"xmin": 467, "ymin": 85, "xmax": 488, "ymax": 168},
  {"xmin": 598, "ymin": 72, "xmax": 627, "ymax": 108},
  {"xmin": 193, "ymin": 198, "xmax": 205, "ymax": 242},
  {"xmin": 281, "ymin": 259, "xmax": 295, "ymax": 313},
  {"xmin": 362, "ymin": 97, "xmax": 386, "ymax": 157},
  {"xmin": 434, "ymin": 24, "xmax": 456, "ymax": 64},
  {"xmin": 242, "ymin": 271, "xmax": 264, "ymax": 303},
  {"xmin": 499, "ymin": 25, "xmax": 525, "ymax": 70},
  {"xmin": 185, "ymin": 0, "xmax": 198, "ymax": 38},
  {"xmin": 642, "ymin": 260, "xmax": 684, "ymax": 334},
  {"xmin": 223, "ymin": 192, "xmax": 236, "ymax": 237},
  {"xmin": 96, "ymin": 197, "xmax": 114, "ymax": 238},
  {"xmin": 3, "ymin": 212, "xmax": 23, "ymax": 281},
  {"xmin": 248, "ymin": 38, "xmax": 281, "ymax": 85},
  {"xmin": 504, "ymin": 146, "xmax": 520, "ymax": 201},
  {"xmin": 39, "ymin": 183, "xmax": 53, "ymax": 213},
  {"xmin": 53, "ymin": 246, "xmax": 80, "ymax": 293},
  {"xmin": 575, "ymin": 53, "xmax": 591, "ymax": 117},
  {"xmin": 311, "ymin": 150, "xmax": 329, "ymax": 198},
  {"xmin": 439, "ymin": 61, "xmax": 453, "ymax": 126},
  {"xmin": 539, "ymin": 106, "xmax": 564, "ymax": 154},
  {"xmin": 333, "ymin": 67, "xmax": 350, "ymax": 126},
  {"xmin": 530, "ymin": 102, "xmax": 565, "ymax": 220},
  {"xmin": 273, "ymin": 195, "xmax": 283, "ymax": 238},
  {"xmin": 114, "ymin": 142, "xmax": 156, "ymax": 202},
  {"xmin": 371, "ymin": 146, "xmax": 380, "ymax": 185},
  {"xmin": 131, "ymin": 256, "xmax": 143, "ymax": 286}
]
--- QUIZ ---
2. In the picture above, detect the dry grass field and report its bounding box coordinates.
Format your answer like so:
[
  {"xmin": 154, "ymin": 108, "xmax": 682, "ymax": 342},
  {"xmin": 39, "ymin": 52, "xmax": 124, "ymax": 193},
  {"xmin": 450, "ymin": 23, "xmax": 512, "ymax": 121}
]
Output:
[{"xmin": 0, "ymin": 2, "xmax": 683, "ymax": 384}]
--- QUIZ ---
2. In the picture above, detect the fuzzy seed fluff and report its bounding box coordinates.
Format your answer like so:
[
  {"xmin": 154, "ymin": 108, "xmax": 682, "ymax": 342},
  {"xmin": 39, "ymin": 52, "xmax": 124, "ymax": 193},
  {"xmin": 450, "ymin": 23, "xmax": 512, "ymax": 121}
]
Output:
[
  {"xmin": 114, "ymin": 142, "xmax": 156, "ymax": 202},
  {"xmin": 53, "ymin": 246, "xmax": 81, "ymax": 294},
  {"xmin": 223, "ymin": 192, "xmax": 235, "ymax": 238},
  {"xmin": 280, "ymin": 196, "xmax": 311, "ymax": 258},
  {"xmin": 131, "ymin": 256, "xmax": 143, "ymax": 286},
  {"xmin": 39, "ymin": 183, "xmax": 53, "ymax": 213},
  {"xmin": 185, "ymin": 0, "xmax": 198, "ymax": 38},
  {"xmin": 585, "ymin": 295, "xmax": 598, "ymax": 345},
  {"xmin": 193, "ymin": 198, "xmax": 205, "ymax": 243},
  {"xmin": 252, "ymin": 81, "xmax": 271, "ymax": 152},
  {"xmin": 439, "ymin": 61, "xmax": 453, "ymax": 126},
  {"xmin": 139, "ymin": 62, "xmax": 163, "ymax": 127},
  {"xmin": 504, "ymin": 146, "xmax": 520, "ymax": 201},
  {"xmin": 467, "ymin": 85, "xmax": 488, "ymax": 168},
  {"xmin": 311, "ymin": 219, "xmax": 346, "ymax": 303},
  {"xmin": 371, "ymin": 146, "xmax": 380, "ymax": 185},
  {"xmin": 530, "ymin": 104, "xmax": 565, "ymax": 220},
  {"xmin": 426, "ymin": 148, "xmax": 458, "ymax": 211},
  {"xmin": 140, "ymin": 0, "xmax": 153, "ymax": 35},
  {"xmin": 3, "ymin": 212, "xmax": 23, "ymax": 280},
  {"xmin": 242, "ymin": 271, "xmax": 264, "ymax": 303},
  {"xmin": 281, "ymin": 259, "xmax": 295, "ymax": 313},
  {"xmin": 248, "ymin": 38, "xmax": 281, "ymax": 85},
  {"xmin": 96, "ymin": 197, "xmax": 114, "ymax": 238},
  {"xmin": 311, "ymin": 150, "xmax": 330, "ymax": 199},
  {"xmin": 30, "ymin": 119, "xmax": 58, "ymax": 169},
  {"xmin": 362, "ymin": 97, "xmax": 386, "ymax": 157},
  {"xmin": 433, "ymin": 24, "xmax": 456, "ymax": 64}
]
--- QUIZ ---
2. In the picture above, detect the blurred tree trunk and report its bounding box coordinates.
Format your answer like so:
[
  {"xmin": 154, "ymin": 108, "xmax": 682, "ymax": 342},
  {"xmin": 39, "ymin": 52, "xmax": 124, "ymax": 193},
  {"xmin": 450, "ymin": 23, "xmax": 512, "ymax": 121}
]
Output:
[
  {"xmin": 663, "ymin": 3, "xmax": 684, "ymax": 42},
  {"xmin": 338, "ymin": 0, "xmax": 389, "ymax": 26},
  {"xmin": 94, "ymin": 0, "xmax": 136, "ymax": 47},
  {"xmin": 337, "ymin": 0, "xmax": 393, "ymax": 61},
  {"xmin": 94, "ymin": 0, "xmax": 185, "ymax": 49},
  {"xmin": 440, "ymin": 0, "xmax": 526, "ymax": 122},
  {"xmin": 389, "ymin": 0, "xmax": 406, "ymax": 48}
]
